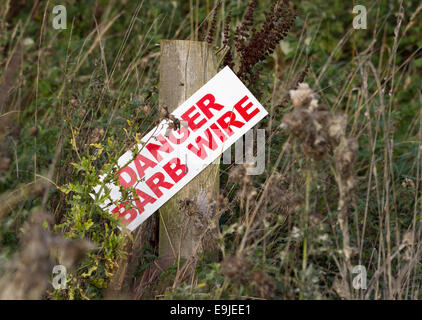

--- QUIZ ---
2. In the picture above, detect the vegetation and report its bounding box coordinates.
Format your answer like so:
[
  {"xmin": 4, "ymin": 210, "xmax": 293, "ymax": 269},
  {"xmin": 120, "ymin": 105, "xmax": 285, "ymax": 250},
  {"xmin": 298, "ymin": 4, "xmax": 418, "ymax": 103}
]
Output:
[{"xmin": 0, "ymin": 0, "xmax": 421, "ymax": 300}]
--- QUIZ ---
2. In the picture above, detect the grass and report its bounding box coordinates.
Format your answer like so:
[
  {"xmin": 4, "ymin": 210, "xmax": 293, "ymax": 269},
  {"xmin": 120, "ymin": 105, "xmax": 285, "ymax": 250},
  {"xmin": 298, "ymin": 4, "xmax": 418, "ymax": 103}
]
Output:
[{"xmin": 0, "ymin": 0, "xmax": 421, "ymax": 300}]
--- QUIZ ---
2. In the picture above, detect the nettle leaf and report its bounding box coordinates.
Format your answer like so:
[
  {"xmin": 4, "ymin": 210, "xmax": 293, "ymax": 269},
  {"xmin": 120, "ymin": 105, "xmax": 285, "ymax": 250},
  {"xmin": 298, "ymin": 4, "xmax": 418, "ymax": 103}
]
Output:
[
  {"xmin": 71, "ymin": 157, "xmax": 91, "ymax": 172},
  {"xmin": 84, "ymin": 219, "xmax": 94, "ymax": 230}
]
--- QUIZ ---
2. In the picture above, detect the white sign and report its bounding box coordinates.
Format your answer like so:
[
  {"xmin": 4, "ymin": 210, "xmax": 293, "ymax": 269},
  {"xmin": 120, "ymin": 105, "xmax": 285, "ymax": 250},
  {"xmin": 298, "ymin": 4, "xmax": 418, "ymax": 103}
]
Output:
[{"xmin": 92, "ymin": 66, "xmax": 268, "ymax": 231}]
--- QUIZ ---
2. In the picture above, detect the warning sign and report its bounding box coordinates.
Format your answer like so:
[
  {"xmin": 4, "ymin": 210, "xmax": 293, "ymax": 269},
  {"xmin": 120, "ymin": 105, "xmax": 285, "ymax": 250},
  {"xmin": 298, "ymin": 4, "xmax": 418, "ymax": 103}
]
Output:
[{"xmin": 92, "ymin": 66, "xmax": 268, "ymax": 231}]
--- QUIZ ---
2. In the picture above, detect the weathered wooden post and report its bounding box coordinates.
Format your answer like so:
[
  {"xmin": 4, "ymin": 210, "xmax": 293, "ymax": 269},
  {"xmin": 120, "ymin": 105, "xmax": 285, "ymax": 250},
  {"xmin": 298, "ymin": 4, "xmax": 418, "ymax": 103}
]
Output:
[
  {"xmin": 106, "ymin": 40, "xmax": 219, "ymax": 298},
  {"xmin": 158, "ymin": 40, "xmax": 219, "ymax": 269}
]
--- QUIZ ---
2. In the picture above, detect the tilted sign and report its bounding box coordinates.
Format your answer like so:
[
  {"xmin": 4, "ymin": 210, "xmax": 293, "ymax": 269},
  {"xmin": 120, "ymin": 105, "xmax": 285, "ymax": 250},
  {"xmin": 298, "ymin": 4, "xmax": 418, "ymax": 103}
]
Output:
[{"xmin": 92, "ymin": 66, "xmax": 268, "ymax": 231}]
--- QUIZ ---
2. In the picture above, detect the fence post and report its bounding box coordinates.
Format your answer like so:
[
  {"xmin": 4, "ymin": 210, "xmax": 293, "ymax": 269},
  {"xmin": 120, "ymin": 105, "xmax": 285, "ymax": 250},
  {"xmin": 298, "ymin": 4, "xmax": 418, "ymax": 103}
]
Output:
[{"xmin": 158, "ymin": 40, "xmax": 219, "ymax": 269}]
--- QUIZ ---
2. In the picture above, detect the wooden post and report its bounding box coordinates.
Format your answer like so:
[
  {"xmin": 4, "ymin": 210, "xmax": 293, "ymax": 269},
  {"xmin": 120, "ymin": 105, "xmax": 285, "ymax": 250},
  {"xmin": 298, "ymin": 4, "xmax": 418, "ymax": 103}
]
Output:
[{"xmin": 158, "ymin": 40, "xmax": 219, "ymax": 269}]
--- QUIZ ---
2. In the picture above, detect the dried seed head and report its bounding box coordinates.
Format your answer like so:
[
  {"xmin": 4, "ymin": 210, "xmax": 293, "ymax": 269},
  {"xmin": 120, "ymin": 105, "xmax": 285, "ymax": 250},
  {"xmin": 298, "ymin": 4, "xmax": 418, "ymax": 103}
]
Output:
[
  {"xmin": 79, "ymin": 109, "xmax": 87, "ymax": 118},
  {"xmin": 281, "ymin": 108, "xmax": 315, "ymax": 142},
  {"xmin": 266, "ymin": 173, "xmax": 301, "ymax": 215},
  {"xmin": 229, "ymin": 164, "xmax": 252, "ymax": 186},
  {"xmin": 327, "ymin": 114, "xmax": 348, "ymax": 145},
  {"xmin": 289, "ymin": 83, "xmax": 315, "ymax": 108},
  {"xmin": 69, "ymin": 98, "xmax": 78, "ymax": 107},
  {"xmin": 309, "ymin": 98, "xmax": 319, "ymax": 111},
  {"xmin": 249, "ymin": 270, "xmax": 276, "ymax": 299},
  {"xmin": 221, "ymin": 254, "xmax": 250, "ymax": 281},
  {"xmin": 0, "ymin": 210, "xmax": 94, "ymax": 299},
  {"xmin": 334, "ymin": 138, "xmax": 359, "ymax": 180},
  {"xmin": 284, "ymin": 83, "xmax": 358, "ymax": 165}
]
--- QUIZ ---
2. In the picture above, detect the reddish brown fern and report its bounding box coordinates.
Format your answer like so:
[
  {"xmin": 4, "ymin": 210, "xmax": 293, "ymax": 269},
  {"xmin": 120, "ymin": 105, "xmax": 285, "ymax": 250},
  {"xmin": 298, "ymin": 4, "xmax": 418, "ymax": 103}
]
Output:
[
  {"xmin": 234, "ymin": 0, "xmax": 296, "ymax": 88},
  {"xmin": 206, "ymin": 1, "xmax": 221, "ymax": 44}
]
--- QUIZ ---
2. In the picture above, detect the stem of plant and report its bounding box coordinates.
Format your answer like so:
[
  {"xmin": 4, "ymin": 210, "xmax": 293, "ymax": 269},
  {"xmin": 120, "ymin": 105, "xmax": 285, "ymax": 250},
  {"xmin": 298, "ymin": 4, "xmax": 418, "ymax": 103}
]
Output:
[{"xmin": 300, "ymin": 164, "xmax": 311, "ymax": 299}]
